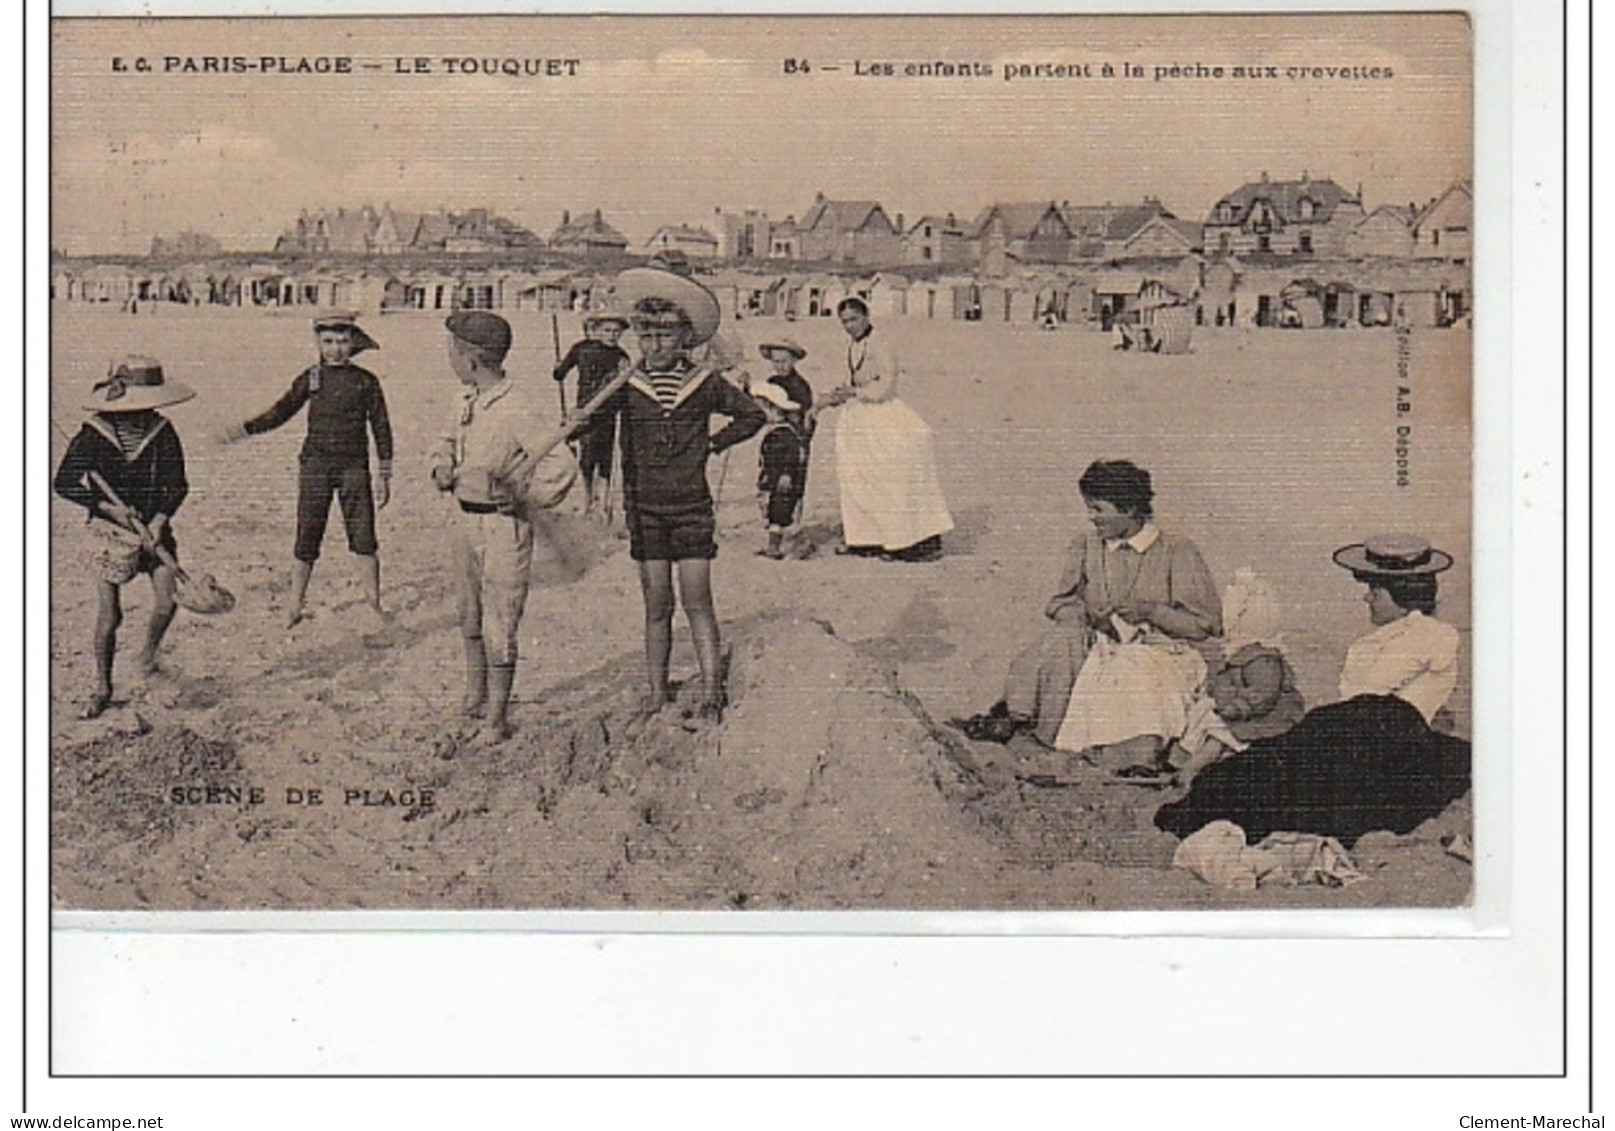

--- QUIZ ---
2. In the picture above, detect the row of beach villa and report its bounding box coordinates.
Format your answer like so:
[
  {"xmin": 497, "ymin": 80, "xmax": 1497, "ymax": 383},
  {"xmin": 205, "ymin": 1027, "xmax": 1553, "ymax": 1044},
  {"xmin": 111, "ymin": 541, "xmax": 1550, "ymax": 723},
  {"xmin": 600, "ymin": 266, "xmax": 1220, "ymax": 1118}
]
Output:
[
  {"xmin": 51, "ymin": 253, "xmax": 1471, "ymax": 332},
  {"xmin": 53, "ymin": 171, "xmax": 1475, "ymax": 331}
]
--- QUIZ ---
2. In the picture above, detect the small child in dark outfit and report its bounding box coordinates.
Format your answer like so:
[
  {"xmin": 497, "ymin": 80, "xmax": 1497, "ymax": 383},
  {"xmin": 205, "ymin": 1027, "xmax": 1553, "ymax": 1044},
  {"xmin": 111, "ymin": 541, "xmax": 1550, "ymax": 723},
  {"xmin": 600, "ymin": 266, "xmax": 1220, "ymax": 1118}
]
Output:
[
  {"xmin": 554, "ymin": 312, "xmax": 631, "ymax": 518},
  {"xmin": 221, "ymin": 310, "xmax": 393, "ymax": 629},
  {"xmin": 752, "ymin": 383, "xmax": 809, "ymax": 559},
  {"xmin": 54, "ymin": 356, "xmax": 195, "ymax": 718}
]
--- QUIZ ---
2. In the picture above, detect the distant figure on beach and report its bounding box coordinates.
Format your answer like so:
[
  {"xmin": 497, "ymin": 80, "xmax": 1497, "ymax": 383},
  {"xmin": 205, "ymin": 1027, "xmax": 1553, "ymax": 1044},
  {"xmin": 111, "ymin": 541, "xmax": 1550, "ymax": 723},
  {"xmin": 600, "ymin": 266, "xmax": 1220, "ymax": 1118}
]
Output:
[
  {"xmin": 554, "ymin": 311, "xmax": 630, "ymax": 520},
  {"xmin": 1114, "ymin": 315, "xmax": 1157, "ymax": 352},
  {"xmin": 220, "ymin": 310, "xmax": 393, "ymax": 630},
  {"xmin": 431, "ymin": 312, "xmax": 578, "ymax": 741},
  {"xmin": 817, "ymin": 296, "xmax": 953, "ymax": 562},
  {"xmin": 611, "ymin": 266, "xmax": 766, "ymax": 723},
  {"xmin": 54, "ymin": 356, "xmax": 195, "ymax": 718}
]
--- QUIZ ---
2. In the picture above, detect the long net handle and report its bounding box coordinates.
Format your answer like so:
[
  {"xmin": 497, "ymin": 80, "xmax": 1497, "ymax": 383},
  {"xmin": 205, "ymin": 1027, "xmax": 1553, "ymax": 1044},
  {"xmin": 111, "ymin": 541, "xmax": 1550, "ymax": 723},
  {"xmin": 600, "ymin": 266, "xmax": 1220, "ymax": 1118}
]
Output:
[
  {"xmin": 82, "ymin": 467, "xmax": 187, "ymax": 579},
  {"xmin": 527, "ymin": 361, "xmax": 715, "ymax": 466}
]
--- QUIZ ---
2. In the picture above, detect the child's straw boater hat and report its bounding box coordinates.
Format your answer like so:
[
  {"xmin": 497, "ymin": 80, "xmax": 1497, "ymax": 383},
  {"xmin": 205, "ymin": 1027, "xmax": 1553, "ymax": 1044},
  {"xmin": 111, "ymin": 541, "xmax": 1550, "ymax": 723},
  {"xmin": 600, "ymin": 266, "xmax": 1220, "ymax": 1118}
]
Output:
[
  {"xmin": 82, "ymin": 355, "xmax": 196, "ymax": 413},
  {"xmin": 584, "ymin": 312, "xmax": 630, "ymax": 331},
  {"xmin": 312, "ymin": 309, "xmax": 380, "ymax": 354},
  {"xmin": 758, "ymin": 338, "xmax": 808, "ymax": 361},
  {"xmin": 751, "ymin": 382, "xmax": 801, "ymax": 413},
  {"xmin": 1332, "ymin": 534, "xmax": 1454, "ymax": 578},
  {"xmin": 614, "ymin": 267, "xmax": 721, "ymax": 346}
]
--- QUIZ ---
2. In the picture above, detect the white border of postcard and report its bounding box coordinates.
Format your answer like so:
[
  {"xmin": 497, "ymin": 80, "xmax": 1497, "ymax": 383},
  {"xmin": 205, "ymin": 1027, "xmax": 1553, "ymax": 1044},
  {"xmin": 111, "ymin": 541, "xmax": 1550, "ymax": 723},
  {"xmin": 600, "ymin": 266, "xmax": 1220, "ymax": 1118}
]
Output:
[{"xmin": 21, "ymin": 0, "xmax": 1589, "ymax": 1115}]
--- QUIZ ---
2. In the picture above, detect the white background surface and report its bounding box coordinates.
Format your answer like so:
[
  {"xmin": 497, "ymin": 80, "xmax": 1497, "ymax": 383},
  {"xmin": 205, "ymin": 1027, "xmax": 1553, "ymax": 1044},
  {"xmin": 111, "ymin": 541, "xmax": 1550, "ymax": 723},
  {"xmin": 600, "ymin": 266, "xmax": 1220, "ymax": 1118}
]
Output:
[{"xmin": 16, "ymin": 0, "xmax": 1590, "ymax": 1123}]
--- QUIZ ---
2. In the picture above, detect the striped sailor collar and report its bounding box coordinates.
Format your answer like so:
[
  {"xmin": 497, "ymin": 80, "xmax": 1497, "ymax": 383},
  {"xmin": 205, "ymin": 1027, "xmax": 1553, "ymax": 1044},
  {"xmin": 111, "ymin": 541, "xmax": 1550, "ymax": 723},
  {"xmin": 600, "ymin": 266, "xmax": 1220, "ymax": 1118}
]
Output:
[
  {"xmin": 85, "ymin": 412, "xmax": 171, "ymax": 462},
  {"xmin": 628, "ymin": 358, "xmax": 710, "ymax": 410}
]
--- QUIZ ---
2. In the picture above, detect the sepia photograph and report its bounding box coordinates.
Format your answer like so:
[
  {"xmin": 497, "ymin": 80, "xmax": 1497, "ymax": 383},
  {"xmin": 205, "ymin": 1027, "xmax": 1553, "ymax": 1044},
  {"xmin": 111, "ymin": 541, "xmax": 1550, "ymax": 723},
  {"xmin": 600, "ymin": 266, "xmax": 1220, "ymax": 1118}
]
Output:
[{"xmin": 47, "ymin": 12, "xmax": 1478, "ymax": 915}]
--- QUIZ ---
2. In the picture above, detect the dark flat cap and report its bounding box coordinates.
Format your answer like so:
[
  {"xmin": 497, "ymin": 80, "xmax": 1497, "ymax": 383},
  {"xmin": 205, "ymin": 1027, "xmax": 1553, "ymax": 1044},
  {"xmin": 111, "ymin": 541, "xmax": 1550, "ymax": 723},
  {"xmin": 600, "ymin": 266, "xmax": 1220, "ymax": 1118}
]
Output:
[{"xmin": 446, "ymin": 310, "xmax": 512, "ymax": 356}]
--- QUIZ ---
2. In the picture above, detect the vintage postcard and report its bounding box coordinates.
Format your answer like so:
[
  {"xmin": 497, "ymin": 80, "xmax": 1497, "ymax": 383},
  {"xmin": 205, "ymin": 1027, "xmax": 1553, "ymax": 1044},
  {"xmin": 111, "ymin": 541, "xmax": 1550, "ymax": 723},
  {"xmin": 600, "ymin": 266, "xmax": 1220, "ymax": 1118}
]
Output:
[{"xmin": 48, "ymin": 12, "xmax": 1477, "ymax": 914}]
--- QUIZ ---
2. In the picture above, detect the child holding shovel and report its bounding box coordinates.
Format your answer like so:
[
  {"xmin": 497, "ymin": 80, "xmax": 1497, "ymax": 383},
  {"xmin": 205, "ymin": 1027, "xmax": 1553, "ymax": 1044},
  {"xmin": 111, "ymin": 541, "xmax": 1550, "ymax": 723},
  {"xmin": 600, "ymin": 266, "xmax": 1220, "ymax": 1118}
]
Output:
[{"xmin": 53, "ymin": 356, "xmax": 195, "ymax": 718}]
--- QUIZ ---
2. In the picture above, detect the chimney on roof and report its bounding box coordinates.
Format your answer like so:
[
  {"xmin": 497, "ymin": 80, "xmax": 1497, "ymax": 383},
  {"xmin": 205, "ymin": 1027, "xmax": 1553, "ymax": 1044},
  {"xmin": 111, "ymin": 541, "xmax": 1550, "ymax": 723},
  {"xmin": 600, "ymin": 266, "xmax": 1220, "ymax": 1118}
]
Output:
[
  {"xmin": 1260, "ymin": 171, "xmax": 1270, "ymax": 183},
  {"xmin": 815, "ymin": 191, "xmax": 825, "ymax": 203},
  {"xmin": 562, "ymin": 210, "xmax": 571, "ymax": 226},
  {"xmin": 1301, "ymin": 170, "xmax": 1309, "ymax": 183},
  {"xmin": 895, "ymin": 212, "xmax": 904, "ymax": 232}
]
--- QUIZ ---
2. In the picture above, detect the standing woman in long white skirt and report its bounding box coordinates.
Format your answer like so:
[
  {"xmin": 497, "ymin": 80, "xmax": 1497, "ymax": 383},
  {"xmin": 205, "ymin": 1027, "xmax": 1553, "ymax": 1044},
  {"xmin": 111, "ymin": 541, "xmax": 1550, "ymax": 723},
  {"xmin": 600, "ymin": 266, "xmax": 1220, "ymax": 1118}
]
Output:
[{"xmin": 818, "ymin": 297, "xmax": 954, "ymax": 562}]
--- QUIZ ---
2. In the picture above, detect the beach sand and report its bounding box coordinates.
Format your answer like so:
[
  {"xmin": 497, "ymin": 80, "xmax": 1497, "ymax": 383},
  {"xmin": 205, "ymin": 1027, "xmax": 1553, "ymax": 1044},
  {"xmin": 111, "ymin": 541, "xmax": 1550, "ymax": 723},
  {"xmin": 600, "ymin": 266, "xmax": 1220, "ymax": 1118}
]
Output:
[{"xmin": 47, "ymin": 303, "xmax": 1473, "ymax": 910}]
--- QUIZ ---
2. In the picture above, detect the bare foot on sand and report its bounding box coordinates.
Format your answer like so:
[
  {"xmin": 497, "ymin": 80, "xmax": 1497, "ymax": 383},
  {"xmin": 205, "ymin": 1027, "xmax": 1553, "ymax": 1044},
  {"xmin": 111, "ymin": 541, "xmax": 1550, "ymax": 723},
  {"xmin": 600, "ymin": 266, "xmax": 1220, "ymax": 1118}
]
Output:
[
  {"xmin": 461, "ymin": 692, "xmax": 487, "ymax": 719},
  {"xmin": 690, "ymin": 699, "xmax": 725, "ymax": 726},
  {"xmin": 284, "ymin": 606, "xmax": 307, "ymax": 630},
  {"xmin": 77, "ymin": 690, "xmax": 113, "ymax": 720}
]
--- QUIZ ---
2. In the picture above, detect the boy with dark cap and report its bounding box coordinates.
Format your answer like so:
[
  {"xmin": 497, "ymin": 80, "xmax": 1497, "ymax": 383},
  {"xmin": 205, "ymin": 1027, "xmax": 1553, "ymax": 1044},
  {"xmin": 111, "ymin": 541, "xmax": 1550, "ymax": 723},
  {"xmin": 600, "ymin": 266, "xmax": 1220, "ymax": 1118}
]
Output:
[
  {"xmin": 431, "ymin": 311, "xmax": 578, "ymax": 740},
  {"xmin": 611, "ymin": 267, "xmax": 766, "ymax": 722},
  {"xmin": 553, "ymin": 312, "xmax": 631, "ymax": 518},
  {"xmin": 221, "ymin": 310, "xmax": 393, "ymax": 629}
]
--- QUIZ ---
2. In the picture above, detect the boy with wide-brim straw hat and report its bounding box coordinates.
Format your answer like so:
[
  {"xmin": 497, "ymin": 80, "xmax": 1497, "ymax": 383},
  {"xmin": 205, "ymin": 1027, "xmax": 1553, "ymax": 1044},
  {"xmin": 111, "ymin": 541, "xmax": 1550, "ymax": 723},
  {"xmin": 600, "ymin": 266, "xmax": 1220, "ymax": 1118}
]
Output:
[
  {"xmin": 430, "ymin": 311, "xmax": 579, "ymax": 741},
  {"xmin": 609, "ymin": 267, "xmax": 766, "ymax": 722},
  {"xmin": 54, "ymin": 355, "xmax": 196, "ymax": 718},
  {"xmin": 220, "ymin": 309, "xmax": 393, "ymax": 630}
]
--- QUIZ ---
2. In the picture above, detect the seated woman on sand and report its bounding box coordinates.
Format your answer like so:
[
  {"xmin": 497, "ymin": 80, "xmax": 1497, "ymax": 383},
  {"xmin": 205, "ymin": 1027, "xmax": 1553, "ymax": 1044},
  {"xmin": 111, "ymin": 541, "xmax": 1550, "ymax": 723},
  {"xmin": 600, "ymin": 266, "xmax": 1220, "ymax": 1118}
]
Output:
[
  {"xmin": 952, "ymin": 460, "xmax": 1233, "ymax": 773},
  {"xmin": 1044, "ymin": 460, "xmax": 1233, "ymax": 774},
  {"xmin": 1155, "ymin": 535, "xmax": 1469, "ymax": 846}
]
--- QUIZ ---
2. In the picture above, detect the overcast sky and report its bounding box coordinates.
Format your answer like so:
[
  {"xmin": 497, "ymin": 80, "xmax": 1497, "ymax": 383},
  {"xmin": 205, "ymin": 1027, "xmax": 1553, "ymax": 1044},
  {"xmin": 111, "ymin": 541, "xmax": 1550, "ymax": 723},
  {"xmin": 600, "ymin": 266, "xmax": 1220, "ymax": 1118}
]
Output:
[{"xmin": 50, "ymin": 14, "xmax": 1471, "ymax": 255}]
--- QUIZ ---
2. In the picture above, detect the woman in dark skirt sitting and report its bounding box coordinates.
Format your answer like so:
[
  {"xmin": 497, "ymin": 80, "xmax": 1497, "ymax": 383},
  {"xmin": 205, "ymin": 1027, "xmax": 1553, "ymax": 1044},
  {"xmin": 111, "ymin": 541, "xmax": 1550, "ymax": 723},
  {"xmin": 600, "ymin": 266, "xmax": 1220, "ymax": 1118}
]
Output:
[{"xmin": 1155, "ymin": 535, "xmax": 1469, "ymax": 846}]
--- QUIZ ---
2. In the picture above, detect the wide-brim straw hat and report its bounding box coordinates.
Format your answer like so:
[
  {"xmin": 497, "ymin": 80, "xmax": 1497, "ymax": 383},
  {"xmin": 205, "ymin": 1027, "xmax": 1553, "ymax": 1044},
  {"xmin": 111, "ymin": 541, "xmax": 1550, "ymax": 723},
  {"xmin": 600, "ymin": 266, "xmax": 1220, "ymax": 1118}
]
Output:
[
  {"xmin": 614, "ymin": 268, "xmax": 721, "ymax": 346},
  {"xmin": 751, "ymin": 382, "xmax": 801, "ymax": 413},
  {"xmin": 1332, "ymin": 534, "xmax": 1454, "ymax": 578},
  {"xmin": 81, "ymin": 356, "xmax": 196, "ymax": 413},
  {"xmin": 759, "ymin": 338, "xmax": 807, "ymax": 361},
  {"xmin": 313, "ymin": 309, "xmax": 380, "ymax": 354}
]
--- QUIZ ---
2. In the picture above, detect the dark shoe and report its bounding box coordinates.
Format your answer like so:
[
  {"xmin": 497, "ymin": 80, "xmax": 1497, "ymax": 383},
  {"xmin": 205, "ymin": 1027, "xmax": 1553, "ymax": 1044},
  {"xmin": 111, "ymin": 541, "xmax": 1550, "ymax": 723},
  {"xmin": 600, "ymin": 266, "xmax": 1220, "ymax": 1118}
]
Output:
[
  {"xmin": 948, "ymin": 704, "xmax": 1030, "ymax": 744},
  {"xmin": 890, "ymin": 535, "xmax": 943, "ymax": 563}
]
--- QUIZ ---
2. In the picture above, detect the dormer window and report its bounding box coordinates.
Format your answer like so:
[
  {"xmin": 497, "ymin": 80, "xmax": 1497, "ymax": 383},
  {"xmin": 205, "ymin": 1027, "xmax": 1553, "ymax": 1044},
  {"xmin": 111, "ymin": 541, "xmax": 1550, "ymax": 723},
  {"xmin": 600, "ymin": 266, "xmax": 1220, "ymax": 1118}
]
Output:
[
  {"xmin": 1217, "ymin": 202, "xmax": 1234, "ymax": 223},
  {"xmin": 1298, "ymin": 197, "xmax": 1315, "ymax": 221}
]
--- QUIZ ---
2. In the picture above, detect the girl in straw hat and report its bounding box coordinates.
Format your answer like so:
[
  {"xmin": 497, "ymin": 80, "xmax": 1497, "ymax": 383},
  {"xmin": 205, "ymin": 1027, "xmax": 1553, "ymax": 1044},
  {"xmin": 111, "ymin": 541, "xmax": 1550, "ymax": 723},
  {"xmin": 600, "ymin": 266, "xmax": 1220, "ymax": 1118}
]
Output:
[{"xmin": 54, "ymin": 356, "xmax": 195, "ymax": 718}]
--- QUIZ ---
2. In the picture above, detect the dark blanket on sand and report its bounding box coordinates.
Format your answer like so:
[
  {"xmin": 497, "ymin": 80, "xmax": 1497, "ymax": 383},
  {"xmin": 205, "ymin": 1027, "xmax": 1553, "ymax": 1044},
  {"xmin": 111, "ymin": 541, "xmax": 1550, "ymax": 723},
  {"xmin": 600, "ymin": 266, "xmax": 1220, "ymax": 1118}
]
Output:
[{"xmin": 1154, "ymin": 695, "xmax": 1471, "ymax": 846}]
